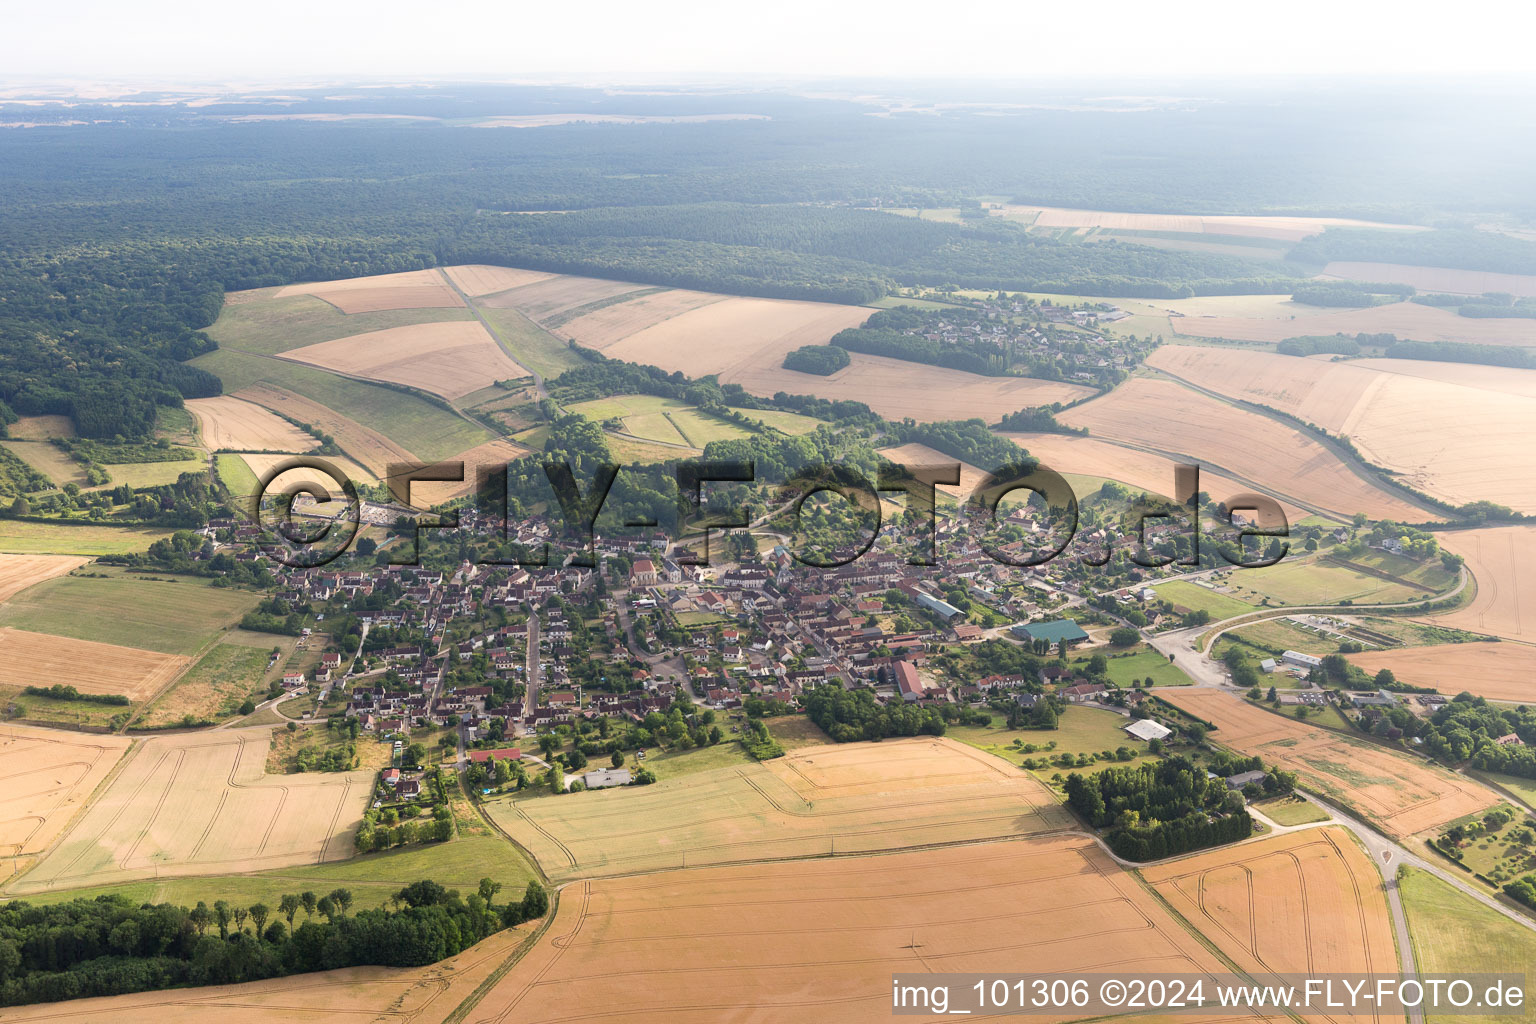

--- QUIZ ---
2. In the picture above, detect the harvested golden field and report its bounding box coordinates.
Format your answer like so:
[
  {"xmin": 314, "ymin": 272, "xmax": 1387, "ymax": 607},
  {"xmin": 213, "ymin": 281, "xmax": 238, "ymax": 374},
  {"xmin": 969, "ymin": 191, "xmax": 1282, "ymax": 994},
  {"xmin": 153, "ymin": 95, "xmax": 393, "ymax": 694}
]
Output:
[
  {"xmin": 0, "ymin": 926, "xmax": 534, "ymax": 1024},
  {"xmin": 601, "ymin": 294, "xmax": 870, "ymax": 379},
  {"xmin": 473, "ymin": 834, "xmax": 1244, "ymax": 1024},
  {"xmin": 1148, "ymin": 345, "xmax": 1536, "ymax": 513},
  {"xmin": 10, "ymin": 728, "xmax": 374, "ymax": 894},
  {"xmin": 556, "ymin": 287, "xmax": 725, "ymax": 349},
  {"xmin": 1423, "ymin": 526, "xmax": 1536, "ymax": 642},
  {"xmin": 1161, "ymin": 689, "xmax": 1497, "ymax": 837},
  {"xmin": 3, "ymin": 415, "xmax": 74, "ymax": 440},
  {"xmin": 404, "ymin": 437, "xmax": 533, "ymax": 506},
  {"xmin": 487, "ymin": 737, "xmax": 1072, "ymax": 882},
  {"xmin": 0, "ymin": 554, "xmax": 86, "ymax": 603},
  {"xmin": 1145, "ymin": 827, "xmax": 1397, "ymax": 1015},
  {"xmin": 442, "ymin": 264, "xmax": 554, "ymax": 296},
  {"xmin": 735, "ymin": 351, "xmax": 1093, "ymax": 422},
  {"xmin": 877, "ymin": 442, "xmax": 986, "ymax": 498},
  {"xmin": 276, "ymin": 269, "xmax": 464, "ymax": 314},
  {"xmin": 999, "ymin": 432, "xmax": 1303, "ymax": 524},
  {"xmin": 235, "ymin": 383, "xmax": 417, "ymax": 477},
  {"xmin": 0, "ymin": 724, "xmax": 132, "ymax": 857},
  {"xmin": 1172, "ymin": 299, "xmax": 1536, "ymax": 347},
  {"xmin": 1057, "ymin": 378, "xmax": 1430, "ymax": 521},
  {"xmin": 1346, "ymin": 643, "xmax": 1536, "ymax": 703},
  {"xmin": 999, "ymin": 205, "xmax": 1423, "ymax": 241},
  {"xmin": 1352, "ymin": 357, "xmax": 1536, "ymax": 399},
  {"xmin": 278, "ymin": 321, "xmax": 527, "ymax": 401},
  {"xmin": 186, "ymin": 395, "xmax": 315, "ymax": 451},
  {"xmin": 0, "ymin": 627, "xmax": 189, "ymax": 701},
  {"xmin": 1324, "ymin": 261, "xmax": 1536, "ymax": 298},
  {"xmin": 479, "ymin": 273, "xmax": 648, "ymax": 321}
]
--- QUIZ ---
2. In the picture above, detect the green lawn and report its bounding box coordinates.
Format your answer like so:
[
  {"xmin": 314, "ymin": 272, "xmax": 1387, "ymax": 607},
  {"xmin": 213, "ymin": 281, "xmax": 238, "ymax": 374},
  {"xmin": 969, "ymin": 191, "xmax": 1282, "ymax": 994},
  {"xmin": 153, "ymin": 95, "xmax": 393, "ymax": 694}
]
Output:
[
  {"xmin": 566, "ymin": 394, "xmax": 751, "ymax": 448},
  {"xmin": 207, "ymin": 291, "xmax": 474, "ymax": 356},
  {"xmin": 1154, "ymin": 579, "xmax": 1256, "ymax": 620},
  {"xmin": 628, "ymin": 738, "xmax": 754, "ymax": 782},
  {"xmin": 480, "ymin": 306, "xmax": 589, "ymax": 379},
  {"xmin": 1075, "ymin": 646, "xmax": 1193, "ymax": 687},
  {"xmin": 1471, "ymin": 771, "xmax": 1536, "ymax": 813},
  {"xmin": 1399, "ymin": 866, "xmax": 1536, "ymax": 1022},
  {"xmin": 0, "ymin": 574, "xmax": 258, "ymax": 656},
  {"xmin": 946, "ymin": 707, "xmax": 1157, "ymax": 769},
  {"xmin": 17, "ymin": 835, "xmax": 538, "ymax": 914},
  {"xmin": 0, "ymin": 520, "xmax": 173, "ymax": 556},
  {"xmin": 1252, "ymin": 795, "xmax": 1330, "ymax": 825},
  {"xmin": 741, "ymin": 409, "xmax": 824, "ymax": 435},
  {"xmin": 192, "ymin": 347, "xmax": 491, "ymax": 462},
  {"xmin": 1223, "ymin": 617, "xmax": 1340, "ymax": 657}
]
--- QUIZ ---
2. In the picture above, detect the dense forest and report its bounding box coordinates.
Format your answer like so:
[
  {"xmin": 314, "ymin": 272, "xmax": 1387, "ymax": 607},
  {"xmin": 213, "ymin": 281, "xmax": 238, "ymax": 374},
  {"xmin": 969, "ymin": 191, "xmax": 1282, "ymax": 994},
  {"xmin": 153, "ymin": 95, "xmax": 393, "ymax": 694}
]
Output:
[{"xmin": 5, "ymin": 79, "xmax": 1532, "ymax": 441}]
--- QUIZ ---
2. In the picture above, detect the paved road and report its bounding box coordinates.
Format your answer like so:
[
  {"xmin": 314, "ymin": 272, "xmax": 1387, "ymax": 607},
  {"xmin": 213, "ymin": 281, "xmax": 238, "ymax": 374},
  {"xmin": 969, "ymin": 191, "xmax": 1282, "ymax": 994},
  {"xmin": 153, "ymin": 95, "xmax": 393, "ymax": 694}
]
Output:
[{"xmin": 525, "ymin": 610, "xmax": 541, "ymax": 717}]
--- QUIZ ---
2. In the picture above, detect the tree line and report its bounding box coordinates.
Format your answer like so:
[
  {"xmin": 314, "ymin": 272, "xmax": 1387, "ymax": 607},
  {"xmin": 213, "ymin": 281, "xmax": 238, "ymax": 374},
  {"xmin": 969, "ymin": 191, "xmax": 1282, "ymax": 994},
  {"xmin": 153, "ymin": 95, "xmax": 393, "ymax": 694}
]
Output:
[{"xmin": 0, "ymin": 878, "xmax": 547, "ymax": 1006}]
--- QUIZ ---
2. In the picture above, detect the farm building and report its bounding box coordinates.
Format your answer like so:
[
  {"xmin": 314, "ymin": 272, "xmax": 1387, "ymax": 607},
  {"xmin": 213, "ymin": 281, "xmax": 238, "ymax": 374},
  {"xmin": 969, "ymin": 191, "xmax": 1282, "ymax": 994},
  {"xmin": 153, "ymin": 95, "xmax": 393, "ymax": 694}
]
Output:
[
  {"xmin": 1259, "ymin": 658, "xmax": 1278, "ymax": 674},
  {"xmin": 1281, "ymin": 650, "xmax": 1322, "ymax": 670},
  {"xmin": 1123, "ymin": 719, "xmax": 1172, "ymax": 742},
  {"xmin": 1350, "ymin": 690, "xmax": 1398, "ymax": 708},
  {"xmin": 893, "ymin": 660, "xmax": 925, "ymax": 702},
  {"xmin": 915, "ymin": 592, "xmax": 965, "ymax": 622},
  {"xmin": 1012, "ymin": 619, "xmax": 1090, "ymax": 646},
  {"xmin": 1225, "ymin": 770, "xmax": 1269, "ymax": 791}
]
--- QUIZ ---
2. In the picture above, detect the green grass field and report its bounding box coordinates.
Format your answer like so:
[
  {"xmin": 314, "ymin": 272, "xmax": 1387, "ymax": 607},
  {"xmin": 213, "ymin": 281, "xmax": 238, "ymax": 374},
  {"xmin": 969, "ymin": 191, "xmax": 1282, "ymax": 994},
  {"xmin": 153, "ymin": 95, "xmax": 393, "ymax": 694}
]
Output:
[
  {"xmin": 0, "ymin": 520, "xmax": 173, "ymax": 556},
  {"xmin": 1073, "ymin": 646, "xmax": 1194, "ymax": 687},
  {"xmin": 740, "ymin": 408, "xmax": 824, "ymax": 434},
  {"xmin": 215, "ymin": 452, "xmax": 260, "ymax": 497},
  {"xmin": 945, "ymin": 706, "xmax": 1157, "ymax": 769},
  {"xmin": 1400, "ymin": 866, "xmax": 1536, "ymax": 1021},
  {"xmin": 139, "ymin": 642, "xmax": 273, "ymax": 727},
  {"xmin": 16, "ymin": 835, "xmax": 539, "ymax": 914},
  {"xmin": 1471, "ymin": 772, "xmax": 1536, "ymax": 813},
  {"xmin": 207, "ymin": 291, "xmax": 474, "ymax": 356},
  {"xmin": 1154, "ymin": 579, "xmax": 1256, "ymax": 620},
  {"xmin": 765, "ymin": 714, "xmax": 835, "ymax": 751},
  {"xmin": 628, "ymin": 738, "xmax": 755, "ymax": 782},
  {"xmin": 1224, "ymin": 617, "xmax": 1341, "ymax": 657},
  {"xmin": 0, "ymin": 684, "xmax": 131, "ymax": 729},
  {"xmin": 567, "ymin": 394, "xmax": 751, "ymax": 448},
  {"xmin": 0, "ymin": 440, "xmax": 88, "ymax": 490},
  {"xmin": 192, "ymin": 347, "xmax": 491, "ymax": 462},
  {"xmin": 0, "ymin": 575, "xmax": 259, "ymax": 656},
  {"xmin": 481, "ymin": 306, "xmax": 589, "ymax": 379},
  {"xmin": 1219, "ymin": 553, "xmax": 1455, "ymax": 607},
  {"xmin": 92, "ymin": 458, "xmax": 207, "ymax": 491}
]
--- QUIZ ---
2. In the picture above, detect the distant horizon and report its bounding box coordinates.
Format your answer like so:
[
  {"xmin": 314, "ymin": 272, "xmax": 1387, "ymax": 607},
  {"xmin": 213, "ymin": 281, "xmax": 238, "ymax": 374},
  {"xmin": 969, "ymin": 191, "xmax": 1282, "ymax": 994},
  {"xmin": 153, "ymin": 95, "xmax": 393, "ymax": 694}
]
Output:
[{"xmin": 4, "ymin": 0, "xmax": 1535, "ymax": 81}]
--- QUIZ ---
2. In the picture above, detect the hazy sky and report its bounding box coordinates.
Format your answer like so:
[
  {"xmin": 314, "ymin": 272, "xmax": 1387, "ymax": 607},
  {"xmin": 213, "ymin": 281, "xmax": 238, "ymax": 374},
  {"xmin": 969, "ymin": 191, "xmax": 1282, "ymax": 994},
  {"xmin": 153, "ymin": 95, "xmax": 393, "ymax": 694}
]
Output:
[{"xmin": 3, "ymin": 0, "xmax": 1531, "ymax": 81}]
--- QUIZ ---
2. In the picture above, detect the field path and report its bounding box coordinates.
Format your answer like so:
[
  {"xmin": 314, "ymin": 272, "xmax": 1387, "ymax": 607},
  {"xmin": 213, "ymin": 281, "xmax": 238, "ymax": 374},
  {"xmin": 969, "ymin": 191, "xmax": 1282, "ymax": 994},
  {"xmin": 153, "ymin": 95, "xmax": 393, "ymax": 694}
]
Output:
[
  {"xmin": 441, "ymin": 268, "xmax": 548, "ymax": 405},
  {"xmin": 1145, "ymin": 368, "xmax": 1448, "ymax": 522}
]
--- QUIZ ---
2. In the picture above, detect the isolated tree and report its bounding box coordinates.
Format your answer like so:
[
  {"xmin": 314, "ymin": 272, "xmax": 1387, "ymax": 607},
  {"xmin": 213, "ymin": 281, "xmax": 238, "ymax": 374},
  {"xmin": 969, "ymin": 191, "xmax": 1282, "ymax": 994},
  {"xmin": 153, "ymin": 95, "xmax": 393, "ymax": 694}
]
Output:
[
  {"xmin": 478, "ymin": 878, "xmax": 502, "ymax": 906},
  {"xmin": 8, "ymin": 496, "xmax": 29, "ymax": 517},
  {"xmin": 279, "ymin": 893, "xmax": 300, "ymax": 929},
  {"xmin": 329, "ymin": 888, "xmax": 353, "ymax": 916},
  {"xmin": 610, "ymin": 750, "xmax": 625, "ymax": 769},
  {"xmin": 189, "ymin": 902, "xmax": 211, "ymax": 936},
  {"xmin": 300, "ymin": 890, "xmax": 318, "ymax": 920},
  {"xmin": 249, "ymin": 903, "xmax": 269, "ymax": 936}
]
